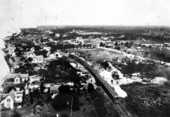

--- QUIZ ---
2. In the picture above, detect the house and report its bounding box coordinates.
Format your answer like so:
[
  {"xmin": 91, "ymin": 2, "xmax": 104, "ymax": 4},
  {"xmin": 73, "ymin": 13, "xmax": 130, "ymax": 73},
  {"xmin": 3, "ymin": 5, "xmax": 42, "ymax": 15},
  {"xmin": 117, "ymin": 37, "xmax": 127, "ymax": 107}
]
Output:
[
  {"xmin": 25, "ymin": 51, "xmax": 36, "ymax": 58},
  {"xmin": 7, "ymin": 45, "xmax": 16, "ymax": 55},
  {"xmin": 43, "ymin": 46, "xmax": 51, "ymax": 51},
  {"xmin": 29, "ymin": 75, "xmax": 41, "ymax": 84},
  {"xmin": 32, "ymin": 55, "xmax": 44, "ymax": 63},
  {"xmin": 1, "ymin": 88, "xmax": 24, "ymax": 109},
  {"xmin": 50, "ymin": 84, "xmax": 61, "ymax": 94},
  {"xmin": 44, "ymin": 83, "xmax": 55, "ymax": 88},
  {"xmin": 0, "ymin": 89, "xmax": 15, "ymax": 109},
  {"xmin": 47, "ymin": 53, "xmax": 57, "ymax": 60},
  {"xmin": 14, "ymin": 90, "xmax": 23, "ymax": 104},
  {"xmin": 28, "ymin": 80, "xmax": 40, "ymax": 89},
  {"xmin": 5, "ymin": 73, "xmax": 29, "ymax": 84},
  {"xmin": 13, "ymin": 64, "xmax": 19, "ymax": 69}
]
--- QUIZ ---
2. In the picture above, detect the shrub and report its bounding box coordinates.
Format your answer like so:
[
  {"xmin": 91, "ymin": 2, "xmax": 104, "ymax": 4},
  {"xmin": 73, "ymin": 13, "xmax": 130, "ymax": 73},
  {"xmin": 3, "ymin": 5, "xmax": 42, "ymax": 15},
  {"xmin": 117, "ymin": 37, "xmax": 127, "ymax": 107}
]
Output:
[{"xmin": 61, "ymin": 113, "xmax": 69, "ymax": 117}]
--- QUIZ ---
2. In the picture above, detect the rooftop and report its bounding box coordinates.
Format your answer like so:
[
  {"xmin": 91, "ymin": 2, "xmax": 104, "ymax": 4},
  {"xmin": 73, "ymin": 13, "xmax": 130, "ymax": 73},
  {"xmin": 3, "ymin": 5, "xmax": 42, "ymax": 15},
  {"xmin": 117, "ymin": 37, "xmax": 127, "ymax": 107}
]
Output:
[
  {"xmin": 6, "ymin": 73, "xmax": 29, "ymax": 79},
  {"xmin": 34, "ymin": 55, "xmax": 44, "ymax": 59}
]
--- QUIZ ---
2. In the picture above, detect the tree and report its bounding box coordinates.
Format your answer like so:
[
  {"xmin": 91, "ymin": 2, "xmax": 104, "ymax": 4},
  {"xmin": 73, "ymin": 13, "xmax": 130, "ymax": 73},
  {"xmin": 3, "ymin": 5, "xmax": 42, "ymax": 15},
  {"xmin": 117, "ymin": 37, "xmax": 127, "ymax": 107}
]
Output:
[
  {"xmin": 61, "ymin": 113, "xmax": 69, "ymax": 117},
  {"xmin": 38, "ymin": 69, "xmax": 48, "ymax": 78},
  {"xmin": 58, "ymin": 85, "xmax": 71, "ymax": 94},
  {"xmin": 40, "ymin": 82, "xmax": 45, "ymax": 93},
  {"xmin": 112, "ymin": 72, "xmax": 119, "ymax": 80},
  {"xmin": 121, "ymin": 60, "xmax": 136, "ymax": 75},
  {"xmin": 98, "ymin": 61, "xmax": 109, "ymax": 70},
  {"xmin": 10, "ymin": 110, "xmax": 21, "ymax": 117},
  {"xmin": 28, "ymin": 57, "xmax": 33, "ymax": 62},
  {"xmin": 15, "ymin": 51, "xmax": 23, "ymax": 57},
  {"xmin": 14, "ymin": 47, "xmax": 20, "ymax": 53},
  {"xmin": 115, "ymin": 42, "xmax": 118, "ymax": 47},
  {"xmin": 51, "ymin": 94, "xmax": 71, "ymax": 111},
  {"xmin": 72, "ymin": 94, "xmax": 80, "ymax": 111},
  {"xmin": 34, "ymin": 45, "xmax": 41, "ymax": 51},
  {"xmin": 45, "ymin": 93, "xmax": 52, "ymax": 103},
  {"xmin": 115, "ymin": 46, "xmax": 120, "ymax": 50},
  {"xmin": 87, "ymin": 83, "xmax": 95, "ymax": 93},
  {"xmin": 100, "ymin": 42, "xmax": 105, "ymax": 47},
  {"xmin": 36, "ymin": 50, "xmax": 48, "ymax": 58}
]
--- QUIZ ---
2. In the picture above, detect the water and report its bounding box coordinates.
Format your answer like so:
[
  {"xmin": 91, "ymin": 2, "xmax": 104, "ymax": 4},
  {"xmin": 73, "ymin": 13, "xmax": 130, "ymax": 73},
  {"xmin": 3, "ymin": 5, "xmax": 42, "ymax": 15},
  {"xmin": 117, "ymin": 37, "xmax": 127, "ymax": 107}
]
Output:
[{"xmin": 0, "ymin": 36, "xmax": 10, "ymax": 86}]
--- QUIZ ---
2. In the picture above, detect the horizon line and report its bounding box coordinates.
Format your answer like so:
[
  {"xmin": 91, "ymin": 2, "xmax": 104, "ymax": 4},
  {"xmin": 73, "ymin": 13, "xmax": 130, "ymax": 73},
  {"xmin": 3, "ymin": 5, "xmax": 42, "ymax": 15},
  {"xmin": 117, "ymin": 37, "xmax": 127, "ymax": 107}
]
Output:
[{"xmin": 36, "ymin": 24, "xmax": 170, "ymax": 28}]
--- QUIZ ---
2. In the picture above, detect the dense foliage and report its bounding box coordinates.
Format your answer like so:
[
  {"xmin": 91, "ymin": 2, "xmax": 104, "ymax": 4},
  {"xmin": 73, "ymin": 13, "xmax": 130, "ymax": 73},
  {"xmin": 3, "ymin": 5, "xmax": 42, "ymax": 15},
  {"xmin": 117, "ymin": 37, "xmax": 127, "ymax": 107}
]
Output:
[
  {"xmin": 121, "ymin": 60, "xmax": 162, "ymax": 78},
  {"xmin": 51, "ymin": 93, "xmax": 79, "ymax": 111},
  {"xmin": 121, "ymin": 83, "xmax": 170, "ymax": 117}
]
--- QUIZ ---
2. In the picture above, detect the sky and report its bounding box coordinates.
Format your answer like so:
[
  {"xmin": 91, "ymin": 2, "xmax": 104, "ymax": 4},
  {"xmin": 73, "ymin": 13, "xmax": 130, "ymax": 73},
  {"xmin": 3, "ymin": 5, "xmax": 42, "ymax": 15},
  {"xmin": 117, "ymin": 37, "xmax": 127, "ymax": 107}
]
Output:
[{"xmin": 0, "ymin": 0, "xmax": 170, "ymax": 37}]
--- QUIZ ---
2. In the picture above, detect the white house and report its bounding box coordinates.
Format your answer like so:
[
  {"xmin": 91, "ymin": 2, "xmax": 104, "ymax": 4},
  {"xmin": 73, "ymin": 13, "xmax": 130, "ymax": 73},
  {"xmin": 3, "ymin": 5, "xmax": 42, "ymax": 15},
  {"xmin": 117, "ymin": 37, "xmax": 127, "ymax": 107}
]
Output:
[
  {"xmin": 55, "ymin": 33, "xmax": 60, "ymax": 38},
  {"xmin": 1, "ymin": 89, "xmax": 15, "ymax": 109},
  {"xmin": 14, "ymin": 77, "xmax": 21, "ymax": 84},
  {"xmin": 28, "ymin": 82, "xmax": 40, "ymax": 89},
  {"xmin": 47, "ymin": 53, "xmax": 57, "ymax": 60},
  {"xmin": 14, "ymin": 91, "xmax": 23, "ymax": 104},
  {"xmin": 3, "ymin": 95, "xmax": 14, "ymax": 109},
  {"xmin": 32, "ymin": 55, "xmax": 44, "ymax": 63},
  {"xmin": 25, "ymin": 51, "xmax": 35, "ymax": 58},
  {"xmin": 7, "ymin": 46, "xmax": 16, "ymax": 55},
  {"xmin": 5, "ymin": 73, "xmax": 29, "ymax": 84},
  {"xmin": 43, "ymin": 46, "xmax": 51, "ymax": 51},
  {"xmin": 29, "ymin": 75, "xmax": 41, "ymax": 84}
]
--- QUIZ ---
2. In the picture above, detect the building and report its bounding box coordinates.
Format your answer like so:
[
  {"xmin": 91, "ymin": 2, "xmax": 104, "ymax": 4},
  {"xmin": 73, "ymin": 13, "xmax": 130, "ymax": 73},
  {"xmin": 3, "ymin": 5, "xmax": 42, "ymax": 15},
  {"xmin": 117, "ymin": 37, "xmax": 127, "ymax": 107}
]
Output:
[
  {"xmin": 25, "ymin": 51, "xmax": 36, "ymax": 58},
  {"xmin": 76, "ymin": 37, "xmax": 84, "ymax": 45},
  {"xmin": 7, "ymin": 45, "xmax": 16, "ymax": 55},
  {"xmin": 14, "ymin": 90, "xmax": 24, "ymax": 105},
  {"xmin": 50, "ymin": 84, "xmax": 61, "ymax": 94},
  {"xmin": 1, "ymin": 90, "xmax": 15, "ymax": 109},
  {"xmin": 5, "ymin": 73, "xmax": 29, "ymax": 84},
  {"xmin": 43, "ymin": 46, "xmax": 51, "ymax": 51},
  {"xmin": 32, "ymin": 55, "xmax": 44, "ymax": 63},
  {"xmin": 47, "ymin": 53, "xmax": 57, "ymax": 60},
  {"xmin": 29, "ymin": 75, "xmax": 41, "ymax": 84}
]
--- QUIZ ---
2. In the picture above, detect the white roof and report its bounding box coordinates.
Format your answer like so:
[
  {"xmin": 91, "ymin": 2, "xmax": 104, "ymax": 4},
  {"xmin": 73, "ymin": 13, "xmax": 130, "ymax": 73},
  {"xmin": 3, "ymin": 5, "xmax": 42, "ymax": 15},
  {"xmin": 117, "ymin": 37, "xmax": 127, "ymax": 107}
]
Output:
[
  {"xmin": 6, "ymin": 74, "xmax": 28, "ymax": 79},
  {"xmin": 34, "ymin": 55, "xmax": 44, "ymax": 59}
]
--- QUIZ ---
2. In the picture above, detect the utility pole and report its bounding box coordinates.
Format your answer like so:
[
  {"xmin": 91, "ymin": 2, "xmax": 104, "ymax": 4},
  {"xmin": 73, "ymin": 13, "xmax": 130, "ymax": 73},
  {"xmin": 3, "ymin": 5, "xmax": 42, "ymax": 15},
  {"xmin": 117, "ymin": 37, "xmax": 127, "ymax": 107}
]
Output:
[{"xmin": 70, "ymin": 96, "xmax": 73, "ymax": 116}]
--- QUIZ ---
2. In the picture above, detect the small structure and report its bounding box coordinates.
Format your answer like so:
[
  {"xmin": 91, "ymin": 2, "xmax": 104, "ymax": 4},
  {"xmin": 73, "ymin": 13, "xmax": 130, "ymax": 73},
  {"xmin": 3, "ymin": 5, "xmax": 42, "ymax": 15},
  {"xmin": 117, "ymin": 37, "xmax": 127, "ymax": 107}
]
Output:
[
  {"xmin": 14, "ymin": 90, "xmax": 24, "ymax": 104},
  {"xmin": 7, "ymin": 45, "xmax": 16, "ymax": 55},
  {"xmin": 43, "ymin": 46, "xmax": 51, "ymax": 51},
  {"xmin": 55, "ymin": 33, "xmax": 60, "ymax": 38},
  {"xmin": 32, "ymin": 55, "xmax": 44, "ymax": 63},
  {"xmin": 28, "ymin": 82, "xmax": 40, "ymax": 89},
  {"xmin": 50, "ymin": 84, "xmax": 61, "ymax": 94},
  {"xmin": 25, "ymin": 51, "xmax": 36, "ymax": 58},
  {"xmin": 47, "ymin": 53, "xmax": 57, "ymax": 60},
  {"xmin": 29, "ymin": 75, "xmax": 41, "ymax": 84}
]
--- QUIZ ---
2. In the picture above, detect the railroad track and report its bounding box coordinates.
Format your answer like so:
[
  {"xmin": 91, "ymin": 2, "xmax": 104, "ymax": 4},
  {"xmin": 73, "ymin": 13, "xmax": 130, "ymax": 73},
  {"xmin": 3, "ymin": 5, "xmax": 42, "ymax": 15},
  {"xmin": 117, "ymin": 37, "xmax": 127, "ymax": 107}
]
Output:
[{"xmin": 69, "ymin": 53, "xmax": 134, "ymax": 117}]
